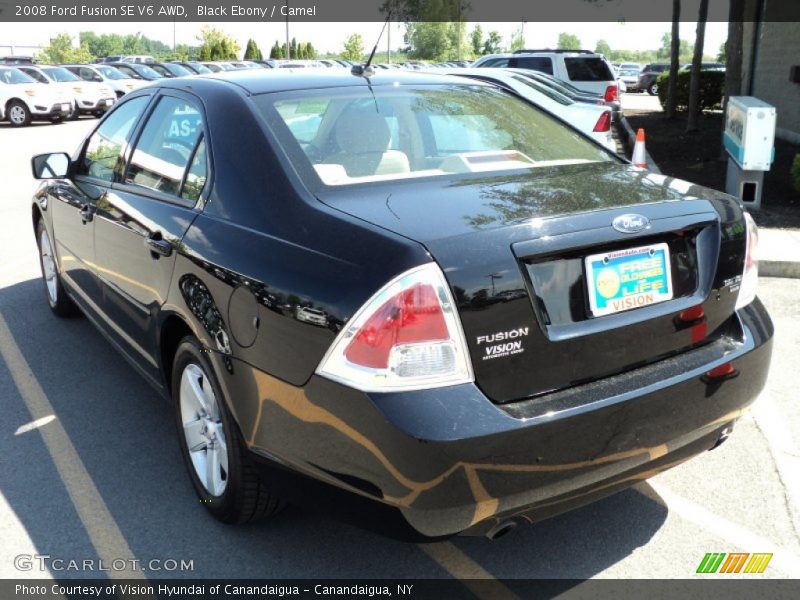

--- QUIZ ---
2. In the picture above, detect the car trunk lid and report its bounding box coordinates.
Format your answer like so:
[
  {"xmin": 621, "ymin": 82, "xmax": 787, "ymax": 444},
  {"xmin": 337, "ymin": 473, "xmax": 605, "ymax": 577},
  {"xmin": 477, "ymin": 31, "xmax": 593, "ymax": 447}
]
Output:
[{"xmin": 317, "ymin": 163, "xmax": 747, "ymax": 402}]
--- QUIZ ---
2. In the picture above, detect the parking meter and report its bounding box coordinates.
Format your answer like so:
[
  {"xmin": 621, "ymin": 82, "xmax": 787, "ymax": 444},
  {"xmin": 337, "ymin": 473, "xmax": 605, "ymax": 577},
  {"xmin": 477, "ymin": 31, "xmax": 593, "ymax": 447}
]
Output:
[{"xmin": 724, "ymin": 97, "xmax": 776, "ymax": 210}]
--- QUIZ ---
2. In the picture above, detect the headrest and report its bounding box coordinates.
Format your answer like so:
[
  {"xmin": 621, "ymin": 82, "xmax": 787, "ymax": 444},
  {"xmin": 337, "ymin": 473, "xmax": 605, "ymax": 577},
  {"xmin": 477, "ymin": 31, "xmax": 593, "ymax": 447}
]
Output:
[{"xmin": 334, "ymin": 105, "xmax": 391, "ymax": 154}]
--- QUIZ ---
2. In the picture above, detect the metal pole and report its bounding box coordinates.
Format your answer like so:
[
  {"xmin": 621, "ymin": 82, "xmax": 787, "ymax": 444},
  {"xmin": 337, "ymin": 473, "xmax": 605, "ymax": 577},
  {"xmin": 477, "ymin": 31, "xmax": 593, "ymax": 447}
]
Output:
[
  {"xmin": 285, "ymin": 1, "xmax": 290, "ymax": 59},
  {"xmin": 387, "ymin": 21, "xmax": 391, "ymax": 64}
]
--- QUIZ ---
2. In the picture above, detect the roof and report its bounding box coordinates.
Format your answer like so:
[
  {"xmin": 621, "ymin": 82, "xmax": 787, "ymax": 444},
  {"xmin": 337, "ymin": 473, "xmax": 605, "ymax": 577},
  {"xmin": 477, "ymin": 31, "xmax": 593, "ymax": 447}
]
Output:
[{"xmin": 158, "ymin": 69, "xmax": 487, "ymax": 95}]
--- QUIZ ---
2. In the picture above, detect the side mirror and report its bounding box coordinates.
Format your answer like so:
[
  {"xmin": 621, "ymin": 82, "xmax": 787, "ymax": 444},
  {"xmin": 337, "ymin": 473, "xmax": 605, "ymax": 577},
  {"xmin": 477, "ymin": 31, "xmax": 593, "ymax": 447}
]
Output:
[
  {"xmin": 93, "ymin": 75, "xmax": 103, "ymax": 82},
  {"xmin": 32, "ymin": 153, "xmax": 70, "ymax": 179}
]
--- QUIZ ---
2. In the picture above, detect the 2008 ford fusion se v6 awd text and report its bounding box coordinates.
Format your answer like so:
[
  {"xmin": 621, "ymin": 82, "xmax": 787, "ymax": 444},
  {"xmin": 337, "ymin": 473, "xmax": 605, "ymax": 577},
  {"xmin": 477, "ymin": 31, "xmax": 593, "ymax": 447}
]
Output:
[{"xmin": 30, "ymin": 69, "xmax": 772, "ymax": 541}]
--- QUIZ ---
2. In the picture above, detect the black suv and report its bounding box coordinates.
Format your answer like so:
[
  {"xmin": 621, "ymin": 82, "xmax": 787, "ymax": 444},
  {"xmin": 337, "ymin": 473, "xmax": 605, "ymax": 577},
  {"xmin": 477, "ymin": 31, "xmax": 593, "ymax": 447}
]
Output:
[{"xmin": 637, "ymin": 63, "xmax": 669, "ymax": 95}]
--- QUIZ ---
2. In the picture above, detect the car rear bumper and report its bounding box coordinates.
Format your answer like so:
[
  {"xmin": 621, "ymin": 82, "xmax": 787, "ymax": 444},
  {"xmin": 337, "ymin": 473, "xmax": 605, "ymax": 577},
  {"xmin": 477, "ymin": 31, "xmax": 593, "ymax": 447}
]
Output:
[{"xmin": 222, "ymin": 300, "xmax": 773, "ymax": 540}]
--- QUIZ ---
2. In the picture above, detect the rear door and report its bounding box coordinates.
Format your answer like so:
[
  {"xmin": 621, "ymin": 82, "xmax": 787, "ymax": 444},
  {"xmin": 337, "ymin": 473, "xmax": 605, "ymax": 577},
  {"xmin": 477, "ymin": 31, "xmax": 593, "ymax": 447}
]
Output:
[{"xmin": 92, "ymin": 91, "xmax": 208, "ymax": 378}]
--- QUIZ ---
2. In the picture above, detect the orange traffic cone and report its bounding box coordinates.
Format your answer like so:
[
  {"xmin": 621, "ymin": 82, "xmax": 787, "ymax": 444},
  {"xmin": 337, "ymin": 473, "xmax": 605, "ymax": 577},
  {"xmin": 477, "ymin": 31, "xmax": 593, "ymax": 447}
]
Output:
[{"xmin": 632, "ymin": 128, "xmax": 648, "ymax": 168}]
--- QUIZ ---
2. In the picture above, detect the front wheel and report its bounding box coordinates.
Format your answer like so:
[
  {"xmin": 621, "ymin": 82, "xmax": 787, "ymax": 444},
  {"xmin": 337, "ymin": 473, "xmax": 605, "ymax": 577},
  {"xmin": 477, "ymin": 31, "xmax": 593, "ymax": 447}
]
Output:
[
  {"xmin": 7, "ymin": 100, "xmax": 31, "ymax": 127},
  {"xmin": 36, "ymin": 220, "xmax": 78, "ymax": 317},
  {"xmin": 173, "ymin": 337, "xmax": 283, "ymax": 524},
  {"xmin": 647, "ymin": 82, "xmax": 659, "ymax": 96}
]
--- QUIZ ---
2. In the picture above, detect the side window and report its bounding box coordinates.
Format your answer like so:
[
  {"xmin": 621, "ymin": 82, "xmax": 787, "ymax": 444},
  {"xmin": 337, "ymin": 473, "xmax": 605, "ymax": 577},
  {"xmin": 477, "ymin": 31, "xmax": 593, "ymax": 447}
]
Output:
[
  {"xmin": 79, "ymin": 67, "xmax": 94, "ymax": 81},
  {"xmin": 509, "ymin": 57, "xmax": 554, "ymax": 75},
  {"xmin": 78, "ymin": 96, "xmax": 149, "ymax": 182},
  {"xmin": 181, "ymin": 138, "xmax": 208, "ymax": 202},
  {"xmin": 125, "ymin": 96, "xmax": 205, "ymax": 200}
]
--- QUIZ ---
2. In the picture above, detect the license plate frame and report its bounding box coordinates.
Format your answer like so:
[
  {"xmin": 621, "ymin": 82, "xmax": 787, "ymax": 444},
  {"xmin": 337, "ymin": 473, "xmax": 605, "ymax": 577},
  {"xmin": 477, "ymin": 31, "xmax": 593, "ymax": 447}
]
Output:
[{"xmin": 585, "ymin": 242, "xmax": 674, "ymax": 317}]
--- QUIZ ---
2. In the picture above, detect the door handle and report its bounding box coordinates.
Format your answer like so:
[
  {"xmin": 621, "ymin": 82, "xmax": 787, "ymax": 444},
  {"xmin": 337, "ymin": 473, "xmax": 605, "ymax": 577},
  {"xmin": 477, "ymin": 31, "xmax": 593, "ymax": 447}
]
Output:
[
  {"xmin": 144, "ymin": 235, "xmax": 173, "ymax": 258},
  {"xmin": 79, "ymin": 204, "xmax": 94, "ymax": 223}
]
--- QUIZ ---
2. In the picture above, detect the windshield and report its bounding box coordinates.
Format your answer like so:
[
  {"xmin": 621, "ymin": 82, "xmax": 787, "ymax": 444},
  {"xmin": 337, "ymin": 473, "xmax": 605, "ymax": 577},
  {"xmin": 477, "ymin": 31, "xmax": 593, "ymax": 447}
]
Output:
[
  {"xmin": 42, "ymin": 67, "xmax": 81, "ymax": 82},
  {"xmin": 256, "ymin": 84, "xmax": 612, "ymax": 187},
  {"xmin": 96, "ymin": 66, "xmax": 127, "ymax": 80},
  {"xmin": 0, "ymin": 68, "xmax": 36, "ymax": 84},
  {"xmin": 187, "ymin": 62, "xmax": 212, "ymax": 73},
  {"xmin": 132, "ymin": 64, "xmax": 161, "ymax": 78},
  {"xmin": 164, "ymin": 63, "xmax": 192, "ymax": 77}
]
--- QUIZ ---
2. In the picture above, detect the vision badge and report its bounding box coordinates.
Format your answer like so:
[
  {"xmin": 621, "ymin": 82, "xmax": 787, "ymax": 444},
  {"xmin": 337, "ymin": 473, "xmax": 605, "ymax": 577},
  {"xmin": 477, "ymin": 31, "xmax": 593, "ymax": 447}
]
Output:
[{"xmin": 476, "ymin": 328, "xmax": 529, "ymax": 361}]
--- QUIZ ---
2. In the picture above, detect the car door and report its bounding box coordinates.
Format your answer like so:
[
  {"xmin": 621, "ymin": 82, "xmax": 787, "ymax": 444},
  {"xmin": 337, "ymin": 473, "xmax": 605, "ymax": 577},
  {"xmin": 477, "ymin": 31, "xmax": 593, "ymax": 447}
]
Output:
[
  {"xmin": 92, "ymin": 91, "xmax": 209, "ymax": 379},
  {"xmin": 51, "ymin": 94, "xmax": 151, "ymax": 310}
]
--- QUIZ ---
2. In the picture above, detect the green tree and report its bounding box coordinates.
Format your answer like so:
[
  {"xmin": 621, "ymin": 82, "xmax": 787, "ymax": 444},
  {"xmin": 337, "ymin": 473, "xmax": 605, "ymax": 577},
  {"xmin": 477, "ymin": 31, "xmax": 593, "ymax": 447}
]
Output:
[
  {"xmin": 470, "ymin": 25, "xmax": 483, "ymax": 56},
  {"xmin": 306, "ymin": 42, "xmax": 317, "ymax": 59},
  {"xmin": 290, "ymin": 37, "xmax": 298, "ymax": 60},
  {"xmin": 483, "ymin": 31, "xmax": 502, "ymax": 55},
  {"xmin": 244, "ymin": 38, "xmax": 262, "ymax": 60},
  {"xmin": 595, "ymin": 39, "xmax": 611, "ymax": 56},
  {"xmin": 197, "ymin": 26, "xmax": 240, "ymax": 61},
  {"xmin": 38, "ymin": 33, "xmax": 93, "ymax": 64},
  {"xmin": 509, "ymin": 26, "xmax": 525, "ymax": 52},
  {"xmin": 557, "ymin": 32, "xmax": 581, "ymax": 50},
  {"xmin": 717, "ymin": 41, "xmax": 726, "ymax": 63},
  {"xmin": 342, "ymin": 33, "xmax": 364, "ymax": 62}
]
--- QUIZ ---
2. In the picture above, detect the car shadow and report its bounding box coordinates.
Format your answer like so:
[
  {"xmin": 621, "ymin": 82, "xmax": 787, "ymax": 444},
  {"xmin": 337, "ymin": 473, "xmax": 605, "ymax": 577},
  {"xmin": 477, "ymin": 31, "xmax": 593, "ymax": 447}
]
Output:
[{"xmin": 0, "ymin": 277, "xmax": 667, "ymax": 582}]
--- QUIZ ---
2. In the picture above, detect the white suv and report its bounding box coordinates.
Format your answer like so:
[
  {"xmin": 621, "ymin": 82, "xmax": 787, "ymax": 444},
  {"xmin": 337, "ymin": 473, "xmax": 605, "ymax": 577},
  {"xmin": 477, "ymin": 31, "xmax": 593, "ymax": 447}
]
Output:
[
  {"xmin": 16, "ymin": 65, "xmax": 115, "ymax": 119},
  {"xmin": 0, "ymin": 67, "xmax": 72, "ymax": 126},
  {"xmin": 473, "ymin": 49, "xmax": 619, "ymax": 103}
]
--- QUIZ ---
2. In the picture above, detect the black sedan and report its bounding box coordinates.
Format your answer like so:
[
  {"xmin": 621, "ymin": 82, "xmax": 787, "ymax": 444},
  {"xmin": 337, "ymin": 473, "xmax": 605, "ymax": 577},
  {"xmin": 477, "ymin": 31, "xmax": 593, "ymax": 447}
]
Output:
[
  {"xmin": 105, "ymin": 61, "xmax": 163, "ymax": 81},
  {"xmin": 30, "ymin": 70, "xmax": 772, "ymax": 541}
]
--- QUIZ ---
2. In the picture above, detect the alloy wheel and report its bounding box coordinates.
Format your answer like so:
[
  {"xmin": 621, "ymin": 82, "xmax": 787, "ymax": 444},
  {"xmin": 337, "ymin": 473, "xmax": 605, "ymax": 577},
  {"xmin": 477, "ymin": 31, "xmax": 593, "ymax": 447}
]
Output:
[
  {"xmin": 179, "ymin": 363, "xmax": 229, "ymax": 496},
  {"xmin": 9, "ymin": 105, "xmax": 27, "ymax": 124},
  {"xmin": 39, "ymin": 228, "xmax": 58, "ymax": 304}
]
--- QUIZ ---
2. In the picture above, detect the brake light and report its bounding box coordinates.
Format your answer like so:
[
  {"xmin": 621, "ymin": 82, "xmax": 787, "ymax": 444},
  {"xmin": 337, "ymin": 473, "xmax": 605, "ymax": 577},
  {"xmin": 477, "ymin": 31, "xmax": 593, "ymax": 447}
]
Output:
[
  {"xmin": 317, "ymin": 263, "xmax": 473, "ymax": 392},
  {"xmin": 604, "ymin": 85, "xmax": 618, "ymax": 103},
  {"xmin": 593, "ymin": 111, "xmax": 612, "ymax": 132},
  {"xmin": 735, "ymin": 212, "xmax": 759, "ymax": 310}
]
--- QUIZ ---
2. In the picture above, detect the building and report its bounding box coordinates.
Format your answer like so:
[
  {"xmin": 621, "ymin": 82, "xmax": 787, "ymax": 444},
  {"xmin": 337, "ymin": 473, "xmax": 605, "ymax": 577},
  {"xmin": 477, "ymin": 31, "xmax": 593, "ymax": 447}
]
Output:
[{"xmin": 741, "ymin": 0, "xmax": 800, "ymax": 143}]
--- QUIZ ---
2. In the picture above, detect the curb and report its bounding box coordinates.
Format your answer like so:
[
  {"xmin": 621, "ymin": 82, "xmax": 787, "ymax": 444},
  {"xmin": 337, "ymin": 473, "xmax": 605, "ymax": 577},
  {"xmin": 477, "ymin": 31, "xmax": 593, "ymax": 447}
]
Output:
[
  {"xmin": 759, "ymin": 261, "xmax": 800, "ymax": 279},
  {"xmin": 620, "ymin": 113, "xmax": 798, "ymax": 279}
]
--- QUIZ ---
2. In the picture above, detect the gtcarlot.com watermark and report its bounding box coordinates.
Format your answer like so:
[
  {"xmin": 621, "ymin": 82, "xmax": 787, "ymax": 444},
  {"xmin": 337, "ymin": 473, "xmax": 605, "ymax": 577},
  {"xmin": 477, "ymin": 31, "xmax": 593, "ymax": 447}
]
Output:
[{"xmin": 14, "ymin": 554, "xmax": 194, "ymax": 572}]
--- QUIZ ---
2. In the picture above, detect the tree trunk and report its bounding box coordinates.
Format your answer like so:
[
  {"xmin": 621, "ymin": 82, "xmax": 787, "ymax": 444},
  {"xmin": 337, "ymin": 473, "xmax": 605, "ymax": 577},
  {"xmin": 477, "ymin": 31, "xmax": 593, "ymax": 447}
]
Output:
[
  {"xmin": 666, "ymin": 0, "xmax": 681, "ymax": 119},
  {"xmin": 720, "ymin": 0, "xmax": 745, "ymax": 156},
  {"xmin": 686, "ymin": 0, "xmax": 710, "ymax": 132}
]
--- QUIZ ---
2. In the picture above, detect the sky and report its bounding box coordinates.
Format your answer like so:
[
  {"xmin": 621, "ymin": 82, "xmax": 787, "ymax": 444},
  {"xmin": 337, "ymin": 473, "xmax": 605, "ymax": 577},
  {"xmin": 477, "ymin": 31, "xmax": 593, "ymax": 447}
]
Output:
[{"xmin": 2, "ymin": 21, "xmax": 730, "ymax": 58}]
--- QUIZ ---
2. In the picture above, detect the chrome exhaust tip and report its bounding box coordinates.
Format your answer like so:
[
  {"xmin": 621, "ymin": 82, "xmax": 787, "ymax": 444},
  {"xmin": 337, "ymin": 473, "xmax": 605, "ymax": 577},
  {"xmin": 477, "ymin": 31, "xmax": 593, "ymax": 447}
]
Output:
[{"xmin": 485, "ymin": 519, "xmax": 517, "ymax": 540}]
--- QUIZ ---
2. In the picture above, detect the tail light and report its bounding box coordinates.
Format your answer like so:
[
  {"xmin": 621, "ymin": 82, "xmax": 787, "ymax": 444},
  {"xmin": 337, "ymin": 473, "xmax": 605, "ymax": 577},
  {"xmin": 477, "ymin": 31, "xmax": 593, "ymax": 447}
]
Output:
[
  {"xmin": 735, "ymin": 211, "xmax": 759, "ymax": 310},
  {"xmin": 317, "ymin": 263, "xmax": 473, "ymax": 392},
  {"xmin": 593, "ymin": 111, "xmax": 612, "ymax": 132},
  {"xmin": 604, "ymin": 85, "xmax": 618, "ymax": 103}
]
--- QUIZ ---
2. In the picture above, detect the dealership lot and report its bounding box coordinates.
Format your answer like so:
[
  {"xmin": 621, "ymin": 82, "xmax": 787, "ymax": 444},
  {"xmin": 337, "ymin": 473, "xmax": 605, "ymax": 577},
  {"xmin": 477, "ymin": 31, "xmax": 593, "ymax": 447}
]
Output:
[{"xmin": 1, "ymin": 119, "xmax": 799, "ymax": 585}]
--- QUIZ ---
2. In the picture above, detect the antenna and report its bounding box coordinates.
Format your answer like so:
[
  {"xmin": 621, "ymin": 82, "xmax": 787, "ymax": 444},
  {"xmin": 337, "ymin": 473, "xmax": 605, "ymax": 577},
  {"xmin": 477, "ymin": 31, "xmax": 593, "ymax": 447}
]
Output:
[{"xmin": 352, "ymin": 11, "xmax": 391, "ymax": 77}]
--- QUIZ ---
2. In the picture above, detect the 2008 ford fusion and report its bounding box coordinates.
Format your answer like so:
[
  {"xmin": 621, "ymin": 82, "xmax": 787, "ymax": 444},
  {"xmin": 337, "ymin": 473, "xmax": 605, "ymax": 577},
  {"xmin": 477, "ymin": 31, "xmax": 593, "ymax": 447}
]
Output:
[{"xmin": 31, "ymin": 70, "xmax": 772, "ymax": 541}]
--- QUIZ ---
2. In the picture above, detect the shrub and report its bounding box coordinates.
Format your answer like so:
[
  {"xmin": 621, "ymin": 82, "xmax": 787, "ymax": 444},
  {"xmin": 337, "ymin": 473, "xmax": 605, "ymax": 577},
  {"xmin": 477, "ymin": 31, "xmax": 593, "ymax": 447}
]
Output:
[
  {"xmin": 791, "ymin": 154, "xmax": 800, "ymax": 194},
  {"xmin": 656, "ymin": 69, "xmax": 725, "ymax": 112}
]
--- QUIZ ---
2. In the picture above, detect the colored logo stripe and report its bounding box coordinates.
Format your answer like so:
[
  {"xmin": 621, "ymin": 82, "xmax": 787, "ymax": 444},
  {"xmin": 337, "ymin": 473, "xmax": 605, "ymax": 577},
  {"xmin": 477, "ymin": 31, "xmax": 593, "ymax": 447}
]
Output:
[{"xmin": 696, "ymin": 552, "xmax": 772, "ymax": 574}]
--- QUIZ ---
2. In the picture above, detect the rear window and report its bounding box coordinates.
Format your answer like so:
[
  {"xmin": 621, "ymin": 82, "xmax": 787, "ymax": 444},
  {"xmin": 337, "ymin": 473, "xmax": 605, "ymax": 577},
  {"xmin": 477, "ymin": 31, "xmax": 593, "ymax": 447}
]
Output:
[
  {"xmin": 508, "ymin": 56, "xmax": 553, "ymax": 75},
  {"xmin": 564, "ymin": 57, "xmax": 614, "ymax": 82},
  {"xmin": 256, "ymin": 84, "xmax": 612, "ymax": 187}
]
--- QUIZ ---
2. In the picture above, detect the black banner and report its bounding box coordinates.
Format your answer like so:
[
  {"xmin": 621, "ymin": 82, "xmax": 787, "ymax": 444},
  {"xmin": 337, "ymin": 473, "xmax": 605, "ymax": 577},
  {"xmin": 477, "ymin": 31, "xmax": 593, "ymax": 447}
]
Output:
[
  {"xmin": 4, "ymin": 579, "xmax": 800, "ymax": 600},
  {"xmin": 2, "ymin": 0, "xmax": 800, "ymax": 23}
]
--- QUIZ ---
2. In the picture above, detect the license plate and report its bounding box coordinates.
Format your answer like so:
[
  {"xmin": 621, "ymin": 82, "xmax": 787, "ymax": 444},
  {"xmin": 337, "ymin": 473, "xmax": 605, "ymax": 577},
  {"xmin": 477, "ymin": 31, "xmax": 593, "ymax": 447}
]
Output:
[
  {"xmin": 106, "ymin": 99, "xmax": 114, "ymax": 106},
  {"xmin": 61, "ymin": 103, "xmax": 70, "ymax": 112},
  {"xmin": 585, "ymin": 242, "xmax": 673, "ymax": 317}
]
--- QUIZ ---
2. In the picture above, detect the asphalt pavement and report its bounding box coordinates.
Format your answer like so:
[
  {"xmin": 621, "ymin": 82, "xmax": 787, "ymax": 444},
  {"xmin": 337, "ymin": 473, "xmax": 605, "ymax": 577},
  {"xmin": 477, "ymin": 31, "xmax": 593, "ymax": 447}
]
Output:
[{"xmin": 1, "ymin": 118, "xmax": 799, "ymax": 587}]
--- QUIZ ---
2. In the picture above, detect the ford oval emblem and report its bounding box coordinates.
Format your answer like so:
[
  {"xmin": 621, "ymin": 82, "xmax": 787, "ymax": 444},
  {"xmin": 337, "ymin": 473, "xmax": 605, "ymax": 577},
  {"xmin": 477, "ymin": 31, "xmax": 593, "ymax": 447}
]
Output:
[{"xmin": 612, "ymin": 213, "xmax": 650, "ymax": 234}]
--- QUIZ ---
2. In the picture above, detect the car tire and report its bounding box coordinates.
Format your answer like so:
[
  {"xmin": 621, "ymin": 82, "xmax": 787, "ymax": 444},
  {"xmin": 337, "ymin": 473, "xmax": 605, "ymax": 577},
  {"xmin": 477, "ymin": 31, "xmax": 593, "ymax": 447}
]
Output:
[
  {"xmin": 647, "ymin": 83, "xmax": 658, "ymax": 96},
  {"xmin": 50, "ymin": 116, "xmax": 64, "ymax": 124},
  {"xmin": 36, "ymin": 220, "xmax": 78, "ymax": 317},
  {"xmin": 92, "ymin": 110, "xmax": 104, "ymax": 118},
  {"xmin": 172, "ymin": 336, "xmax": 284, "ymax": 524},
  {"xmin": 7, "ymin": 99, "xmax": 31, "ymax": 127}
]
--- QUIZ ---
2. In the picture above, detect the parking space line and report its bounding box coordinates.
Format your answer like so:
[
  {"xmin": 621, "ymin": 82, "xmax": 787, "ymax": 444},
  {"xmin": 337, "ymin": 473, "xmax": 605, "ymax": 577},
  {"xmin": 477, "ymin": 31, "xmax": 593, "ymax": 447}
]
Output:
[
  {"xmin": 0, "ymin": 311, "xmax": 145, "ymax": 580},
  {"xmin": 419, "ymin": 542, "xmax": 518, "ymax": 600},
  {"xmin": 646, "ymin": 481, "xmax": 800, "ymax": 578}
]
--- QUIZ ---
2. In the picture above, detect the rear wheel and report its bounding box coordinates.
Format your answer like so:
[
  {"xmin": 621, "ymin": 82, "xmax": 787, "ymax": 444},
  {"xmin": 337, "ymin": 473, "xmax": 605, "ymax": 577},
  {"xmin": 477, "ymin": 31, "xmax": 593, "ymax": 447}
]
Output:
[
  {"xmin": 173, "ymin": 337, "xmax": 283, "ymax": 524},
  {"xmin": 7, "ymin": 100, "xmax": 31, "ymax": 127},
  {"xmin": 647, "ymin": 82, "xmax": 658, "ymax": 96},
  {"xmin": 36, "ymin": 220, "xmax": 78, "ymax": 317}
]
